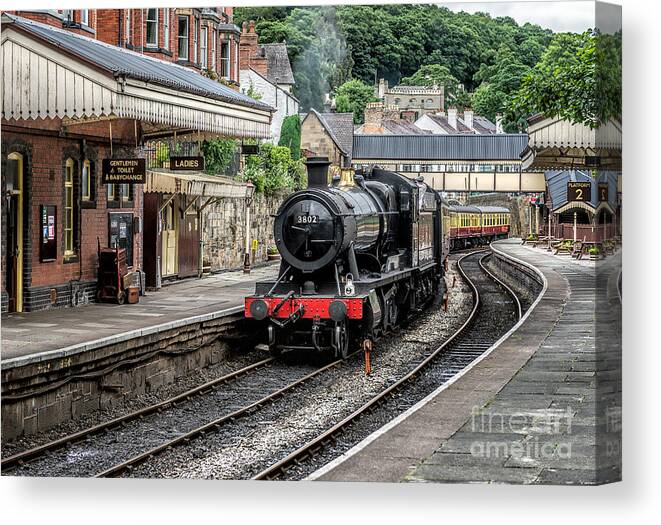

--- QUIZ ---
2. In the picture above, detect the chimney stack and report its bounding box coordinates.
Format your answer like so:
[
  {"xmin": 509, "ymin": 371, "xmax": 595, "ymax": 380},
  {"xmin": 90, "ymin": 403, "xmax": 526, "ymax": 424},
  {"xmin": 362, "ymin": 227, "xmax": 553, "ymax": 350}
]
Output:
[
  {"xmin": 377, "ymin": 78, "xmax": 388, "ymax": 99},
  {"xmin": 306, "ymin": 157, "xmax": 331, "ymax": 188},
  {"xmin": 496, "ymin": 114, "xmax": 504, "ymax": 134},
  {"xmin": 323, "ymin": 93, "xmax": 332, "ymax": 113},
  {"xmin": 364, "ymin": 102, "xmax": 385, "ymax": 127},
  {"xmin": 239, "ymin": 20, "xmax": 267, "ymax": 75},
  {"xmin": 464, "ymin": 108, "xmax": 474, "ymax": 131},
  {"xmin": 448, "ymin": 107, "xmax": 458, "ymax": 130}
]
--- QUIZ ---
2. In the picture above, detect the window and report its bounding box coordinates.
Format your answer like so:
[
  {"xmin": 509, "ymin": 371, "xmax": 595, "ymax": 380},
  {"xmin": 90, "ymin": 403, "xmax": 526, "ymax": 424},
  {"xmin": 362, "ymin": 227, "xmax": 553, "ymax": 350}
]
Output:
[
  {"xmin": 64, "ymin": 159, "xmax": 75, "ymax": 255},
  {"xmin": 62, "ymin": 9, "xmax": 73, "ymax": 22},
  {"xmin": 108, "ymin": 184, "xmax": 117, "ymax": 201},
  {"xmin": 211, "ymin": 29, "xmax": 216, "ymax": 71},
  {"xmin": 80, "ymin": 9, "xmax": 89, "ymax": 26},
  {"xmin": 163, "ymin": 9, "xmax": 169, "ymax": 50},
  {"xmin": 200, "ymin": 26, "xmax": 208, "ymax": 69},
  {"xmin": 121, "ymin": 184, "xmax": 132, "ymax": 202},
  {"xmin": 193, "ymin": 18, "xmax": 198, "ymax": 64},
  {"xmin": 125, "ymin": 9, "xmax": 131, "ymax": 45},
  {"xmin": 178, "ymin": 16, "xmax": 189, "ymax": 59},
  {"xmin": 220, "ymin": 41, "xmax": 230, "ymax": 78},
  {"xmin": 82, "ymin": 160, "xmax": 92, "ymax": 201},
  {"xmin": 146, "ymin": 8, "xmax": 158, "ymax": 47}
]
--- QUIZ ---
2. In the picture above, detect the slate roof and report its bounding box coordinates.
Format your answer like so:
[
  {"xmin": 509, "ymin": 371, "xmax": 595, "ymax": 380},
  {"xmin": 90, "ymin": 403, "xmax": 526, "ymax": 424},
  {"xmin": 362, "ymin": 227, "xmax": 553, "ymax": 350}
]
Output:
[
  {"xmin": 545, "ymin": 170, "xmax": 618, "ymax": 210},
  {"xmin": 259, "ymin": 43, "xmax": 295, "ymax": 85},
  {"xmin": 426, "ymin": 114, "xmax": 472, "ymax": 133},
  {"xmin": 353, "ymin": 134, "xmax": 529, "ymax": 161},
  {"xmin": 472, "ymin": 116, "xmax": 496, "ymax": 134},
  {"xmin": 4, "ymin": 14, "xmax": 272, "ymax": 112},
  {"xmin": 356, "ymin": 119, "xmax": 431, "ymax": 135},
  {"xmin": 310, "ymin": 110, "xmax": 354, "ymax": 158}
]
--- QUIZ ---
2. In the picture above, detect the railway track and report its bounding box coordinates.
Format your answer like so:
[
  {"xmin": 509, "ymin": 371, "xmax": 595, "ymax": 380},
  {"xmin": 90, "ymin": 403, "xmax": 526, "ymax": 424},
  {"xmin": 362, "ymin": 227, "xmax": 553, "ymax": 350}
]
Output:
[
  {"xmin": 4, "ymin": 249, "xmax": 524, "ymax": 480},
  {"xmin": 253, "ymin": 250, "xmax": 522, "ymax": 480}
]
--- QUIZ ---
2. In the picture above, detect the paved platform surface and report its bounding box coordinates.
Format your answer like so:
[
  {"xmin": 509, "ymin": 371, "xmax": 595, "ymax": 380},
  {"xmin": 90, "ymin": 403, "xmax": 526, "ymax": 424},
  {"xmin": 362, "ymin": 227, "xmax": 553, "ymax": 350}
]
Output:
[
  {"xmin": 1, "ymin": 264, "xmax": 278, "ymax": 363},
  {"xmin": 314, "ymin": 239, "xmax": 621, "ymax": 485}
]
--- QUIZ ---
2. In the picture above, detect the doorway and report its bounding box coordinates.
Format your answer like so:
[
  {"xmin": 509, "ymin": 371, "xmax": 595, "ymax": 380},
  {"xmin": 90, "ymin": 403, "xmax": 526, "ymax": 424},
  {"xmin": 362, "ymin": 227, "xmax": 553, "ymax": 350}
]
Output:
[
  {"xmin": 160, "ymin": 198, "xmax": 178, "ymax": 277},
  {"xmin": 5, "ymin": 153, "xmax": 24, "ymax": 312}
]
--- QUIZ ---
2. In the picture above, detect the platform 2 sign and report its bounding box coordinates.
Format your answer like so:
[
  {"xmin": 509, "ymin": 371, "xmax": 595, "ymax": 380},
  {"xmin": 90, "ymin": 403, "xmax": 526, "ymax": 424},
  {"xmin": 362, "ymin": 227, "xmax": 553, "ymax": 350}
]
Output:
[
  {"xmin": 102, "ymin": 159, "xmax": 145, "ymax": 184},
  {"xmin": 170, "ymin": 156, "xmax": 205, "ymax": 171},
  {"xmin": 567, "ymin": 181, "xmax": 591, "ymax": 202}
]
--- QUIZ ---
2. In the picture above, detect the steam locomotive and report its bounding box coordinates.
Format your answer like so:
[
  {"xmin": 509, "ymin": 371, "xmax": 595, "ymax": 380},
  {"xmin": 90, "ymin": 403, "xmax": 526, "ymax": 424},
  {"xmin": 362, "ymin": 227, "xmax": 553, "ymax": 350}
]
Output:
[{"xmin": 244, "ymin": 159, "xmax": 509, "ymax": 357}]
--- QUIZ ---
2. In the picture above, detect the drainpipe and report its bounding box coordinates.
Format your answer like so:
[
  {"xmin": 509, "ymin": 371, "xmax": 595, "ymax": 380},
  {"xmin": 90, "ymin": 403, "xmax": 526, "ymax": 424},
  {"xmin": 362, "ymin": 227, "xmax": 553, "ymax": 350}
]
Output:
[{"xmin": 243, "ymin": 182, "xmax": 255, "ymax": 273}]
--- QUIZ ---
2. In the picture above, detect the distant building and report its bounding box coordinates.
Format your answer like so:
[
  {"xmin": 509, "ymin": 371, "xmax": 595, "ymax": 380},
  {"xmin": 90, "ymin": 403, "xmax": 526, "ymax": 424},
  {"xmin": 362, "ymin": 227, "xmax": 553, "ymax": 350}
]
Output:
[
  {"xmin": 300, "ymin": 109, "xmax": 354, "ymax": 168},
  {"xmin": 376, "ymin": 78, "xmax": 444, "ymax": 121},
  {"xmin": 414, "ymin": 108, "xmax": 497, "ymax": 135},
  {"xmin": 356, "ymin": 103, "xmax": 431, "ymax": 135},
  {"xmin": 239, "ymin": 21, "xmax": 299, "ymax": 143}
]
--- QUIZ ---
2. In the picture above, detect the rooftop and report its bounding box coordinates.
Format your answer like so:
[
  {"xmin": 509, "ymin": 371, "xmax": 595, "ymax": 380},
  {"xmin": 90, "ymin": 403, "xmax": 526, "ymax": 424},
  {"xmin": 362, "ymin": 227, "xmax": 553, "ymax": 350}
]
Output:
[
  {"xmin": 259, "ymin": 43, "xmax": 295, "ymax": 85},
  {"xmin": 310, "ymin": 109, "xmax": 354, "ymax": 157}
]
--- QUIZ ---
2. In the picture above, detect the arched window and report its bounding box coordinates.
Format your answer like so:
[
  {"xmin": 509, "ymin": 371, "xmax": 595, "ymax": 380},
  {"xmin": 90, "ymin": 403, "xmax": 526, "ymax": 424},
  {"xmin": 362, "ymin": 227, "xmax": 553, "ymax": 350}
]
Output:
[
  {"xmin": 82, "ymin": 159, "xmax": 92, "ymax": 201},
  {"xmin": 64, "ymin": 158, "xmax": 75, "ymax": 255}
]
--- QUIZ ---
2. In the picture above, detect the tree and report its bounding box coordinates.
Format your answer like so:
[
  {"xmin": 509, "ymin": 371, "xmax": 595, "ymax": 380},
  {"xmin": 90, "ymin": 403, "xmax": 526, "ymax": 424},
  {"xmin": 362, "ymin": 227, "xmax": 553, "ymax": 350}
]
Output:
[
  {"xmin": 278, "ymin": 115, "xmax": 302, "ymax": 160},
  {"xmin": 240, "ymin": 143, "xmax": 305, "ymax": 195},
  {"xmin": 508, "ymin": 30, "xmax": 620, "ymax": 128},
  {"xmin": 334, "ymin": 79, "xmax": 378, "ymax": 124},
  {"xmin": 201, "ymin": 138, "xmax": 237, "ymax": 176}
]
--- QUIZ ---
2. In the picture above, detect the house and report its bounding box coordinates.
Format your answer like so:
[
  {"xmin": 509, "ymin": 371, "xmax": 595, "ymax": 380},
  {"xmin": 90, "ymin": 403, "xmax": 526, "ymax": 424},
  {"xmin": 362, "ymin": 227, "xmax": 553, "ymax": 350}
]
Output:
[
  {"xmin": 356, "ymin": 103, "xmax": 432, "ymax": 135},
  {"xmin": 1, "ymin": 12, "xmax": 273, "ymax": 313},
  {"xmin": 376, "ymin": 78, "xmax": 444, "ymax": 121},
  {"xmin": 414, "ymin": 109, "xmax": 497, "ymax": 135},
  {"xmin": 239, "ymin": 21, "xmax": 299, "ymax": 144},
  {"xmin": 7, "ymin": 8, "xmax": 242, "ymax": 85},
  {"xmin": 300, "ymin": 109, "xmax": 354, "ymax": 169}
]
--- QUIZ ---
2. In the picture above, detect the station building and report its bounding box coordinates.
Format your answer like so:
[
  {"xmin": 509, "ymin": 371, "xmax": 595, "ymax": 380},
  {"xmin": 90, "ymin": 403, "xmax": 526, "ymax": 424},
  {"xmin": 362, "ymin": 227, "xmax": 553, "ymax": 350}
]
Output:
[{"xmin": 1, "ymin": 12, "xmax": 273, "ymax": 313}]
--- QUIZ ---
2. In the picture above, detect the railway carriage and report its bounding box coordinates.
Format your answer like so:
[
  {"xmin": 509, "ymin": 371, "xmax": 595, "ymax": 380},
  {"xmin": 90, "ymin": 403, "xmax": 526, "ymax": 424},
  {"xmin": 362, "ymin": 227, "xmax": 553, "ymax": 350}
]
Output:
[{"xmin": 447, "ymin": 204, "xmax": 510, "ymax": 250}]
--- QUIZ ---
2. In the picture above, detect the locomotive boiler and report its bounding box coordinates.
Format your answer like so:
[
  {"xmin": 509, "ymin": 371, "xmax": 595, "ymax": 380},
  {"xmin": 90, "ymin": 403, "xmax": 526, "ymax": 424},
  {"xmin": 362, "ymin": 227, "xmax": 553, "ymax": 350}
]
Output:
[{"xmin": 245, "ymin": 158, "xmax": 447, "ymax": 358}]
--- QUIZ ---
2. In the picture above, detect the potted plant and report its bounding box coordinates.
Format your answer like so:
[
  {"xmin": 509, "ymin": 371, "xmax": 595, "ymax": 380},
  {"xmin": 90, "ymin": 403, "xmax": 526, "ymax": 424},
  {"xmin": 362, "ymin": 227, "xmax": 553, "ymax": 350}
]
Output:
[
  {"xmin": 267, "ymin": 245, "xmax": 280, "ymax": 261},
  {"xmin": 588, "ymin": 246, "xmax": 600, "ymax": 260}
]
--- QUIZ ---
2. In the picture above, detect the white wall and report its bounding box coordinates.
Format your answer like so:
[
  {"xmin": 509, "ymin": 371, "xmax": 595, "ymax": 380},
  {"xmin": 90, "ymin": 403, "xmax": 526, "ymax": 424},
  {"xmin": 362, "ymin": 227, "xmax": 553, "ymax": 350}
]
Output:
[
  {"xmin": 240, "ymin": 69, "xmax": 299, "ymax": 144},
  {"xmin": 414, "ymin": 114, "xmax": 447, "ymax": 134}
]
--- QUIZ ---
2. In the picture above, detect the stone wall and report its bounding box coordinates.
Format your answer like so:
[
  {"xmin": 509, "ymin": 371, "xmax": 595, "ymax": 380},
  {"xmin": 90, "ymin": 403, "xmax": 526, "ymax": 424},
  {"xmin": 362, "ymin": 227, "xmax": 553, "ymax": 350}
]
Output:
[
  {"xmin": 201, "ymin": 191, "xmax": 289, "ymax": 272},
  {"xmin": 301, "ymin": 112, "xmax": 344, "ymax": 167}
]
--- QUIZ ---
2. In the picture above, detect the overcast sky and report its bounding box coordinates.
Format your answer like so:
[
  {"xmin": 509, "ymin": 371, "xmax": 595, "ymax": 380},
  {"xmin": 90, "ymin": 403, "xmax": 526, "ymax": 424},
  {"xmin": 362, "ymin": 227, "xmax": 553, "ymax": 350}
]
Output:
[{"xmin": 441, "ymin": 1, "xmax": 596, "ymax": 33}]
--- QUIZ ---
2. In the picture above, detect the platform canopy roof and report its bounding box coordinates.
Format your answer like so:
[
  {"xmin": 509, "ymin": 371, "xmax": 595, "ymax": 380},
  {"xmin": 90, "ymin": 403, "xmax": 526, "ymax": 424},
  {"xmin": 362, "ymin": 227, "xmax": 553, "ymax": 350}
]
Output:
[
  {"xmin": 522, "ymin": 115, "xmax": 622, "ymax": 170},
  {"xmin": 145, "ymin": 169, "xmax": 252, "ymax": 198},
  {"xmin": 352, "ymin": 134, "xmax": 529, "ymax": 163},
  {"xmin": 1, "ymin": 14, "xmax": 273, "ymax": 138}
]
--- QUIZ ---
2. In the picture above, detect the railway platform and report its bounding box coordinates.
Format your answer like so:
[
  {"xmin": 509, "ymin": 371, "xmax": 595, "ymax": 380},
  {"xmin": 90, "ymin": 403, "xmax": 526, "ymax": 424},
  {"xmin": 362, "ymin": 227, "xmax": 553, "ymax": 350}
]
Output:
[
  {"xmin": 311, "ymin": 239, "xmax": 621, "ymax": 485},
  {"xmin": 1, "ymin": 264, "xmax": 278, "ymax": 364}
]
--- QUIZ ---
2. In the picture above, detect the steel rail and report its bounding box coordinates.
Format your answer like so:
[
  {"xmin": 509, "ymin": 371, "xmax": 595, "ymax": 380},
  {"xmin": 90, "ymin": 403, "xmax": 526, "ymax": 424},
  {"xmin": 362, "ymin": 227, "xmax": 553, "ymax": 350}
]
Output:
[
  {"xmin": 1, "ymin": 356, "xmax": 276, "ymax": 472},
  {"xmin": 95, "ymin": 353, "xmax": 357, "ymax": 478},
  {"xmin": 478, "ymin": 252, "xmax": 522, "ymax": 321},
  {"xmin": 252, "ymin": 250, "xmax": 491, "ymax": 481}
]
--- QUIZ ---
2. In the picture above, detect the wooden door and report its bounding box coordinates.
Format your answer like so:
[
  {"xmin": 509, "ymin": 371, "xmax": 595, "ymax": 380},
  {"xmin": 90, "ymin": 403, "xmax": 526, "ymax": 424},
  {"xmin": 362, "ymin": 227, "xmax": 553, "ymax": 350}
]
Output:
[
  {"xmin": 6, "ymin": 154, "xmax": 23, "ymax": 312},
  {"xmin": 161, "ymin": 199, "xmax": 177, "ymax": 277}
]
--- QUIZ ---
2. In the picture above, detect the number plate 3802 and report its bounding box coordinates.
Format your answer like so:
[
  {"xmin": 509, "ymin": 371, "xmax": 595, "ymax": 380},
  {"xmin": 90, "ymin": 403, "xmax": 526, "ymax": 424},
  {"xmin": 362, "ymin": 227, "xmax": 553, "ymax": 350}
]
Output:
[{"xmin": 295, "ymin": 215, "xmax": 319, "ymax": 224}]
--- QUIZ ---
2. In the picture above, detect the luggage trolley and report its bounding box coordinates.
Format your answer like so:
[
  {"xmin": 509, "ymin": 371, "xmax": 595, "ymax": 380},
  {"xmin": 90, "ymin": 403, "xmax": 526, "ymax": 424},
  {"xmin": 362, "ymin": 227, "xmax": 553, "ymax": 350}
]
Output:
[{"xmin": 96, "ymin": 241, "xmax": 129, "ymax": 304}]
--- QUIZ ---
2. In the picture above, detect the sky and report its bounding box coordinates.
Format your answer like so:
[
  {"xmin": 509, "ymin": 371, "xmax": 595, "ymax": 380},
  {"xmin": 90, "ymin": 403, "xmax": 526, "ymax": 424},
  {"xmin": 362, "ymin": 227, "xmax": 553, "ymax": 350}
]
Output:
[{"xmin": 442, "ymin": 1, "xmax": 595, "ymax": 33}]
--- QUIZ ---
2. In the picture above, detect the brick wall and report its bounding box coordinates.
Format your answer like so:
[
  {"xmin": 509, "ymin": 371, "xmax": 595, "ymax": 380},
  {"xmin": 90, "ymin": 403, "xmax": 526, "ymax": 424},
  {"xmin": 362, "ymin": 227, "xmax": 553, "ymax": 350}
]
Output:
[{"xmin": 1, "ymin": 119, "xmax": 143, "ymax": 313}]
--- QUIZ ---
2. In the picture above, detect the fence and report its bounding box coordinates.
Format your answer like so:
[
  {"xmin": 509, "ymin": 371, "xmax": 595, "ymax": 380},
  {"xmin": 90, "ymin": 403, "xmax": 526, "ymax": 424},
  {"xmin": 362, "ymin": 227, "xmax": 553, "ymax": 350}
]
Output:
[{"xmin": 540, "ymin": 223, "xmax": 618, "ymax": 242}]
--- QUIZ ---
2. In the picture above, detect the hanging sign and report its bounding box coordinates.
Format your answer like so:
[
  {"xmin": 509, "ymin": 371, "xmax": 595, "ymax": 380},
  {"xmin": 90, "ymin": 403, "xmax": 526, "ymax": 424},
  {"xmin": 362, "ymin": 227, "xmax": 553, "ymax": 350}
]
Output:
[
  {"xmin": 170, "ymin": 156, "xmax": 205, "ymax": 171},
  {"xmin": 567, "ymin": 181, "xmax": 591, "ymax": 202},
  {"xmin": 598, "ymin": 183, "xmax": 609, "ymax": 202},
  {"xmin": 102, "ymin": 158, "xmax": 145, "ymax": 184},
  {"xmin": 241, "ymin": 144, "xmax": 259, "ymax": 155}
]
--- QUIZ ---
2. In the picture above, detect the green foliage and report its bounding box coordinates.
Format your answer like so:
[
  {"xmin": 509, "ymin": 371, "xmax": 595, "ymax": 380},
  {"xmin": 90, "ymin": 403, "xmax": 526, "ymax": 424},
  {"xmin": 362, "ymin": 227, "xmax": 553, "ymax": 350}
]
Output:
[
  {"xmin": 333, "ymin": 79, "xmax": 378, "ymax": 124},
  {"xmin": 236, "ymin": 4, "xmax": 552, "ymax": 111},
  {"xmin": 278, "ymin": 115, "xmax": 302, "ymax": 160},
  {"xmin": 508, "ymin": 30, "xmax": 621, "ymax": 129},
  {"xmin": 239, "ymin": 143, "xmax": 305, "ymax": 196},
  {"xmin": 155, "ymin": 143, "xmax": 170, "ymax": 167},
  {"xmin": 401, "ymin": 64, "xmax": 459, "ymax": 92},
  {"xmin": 201, "ymin": 138, "xmax": 237, "ymax": 176}
]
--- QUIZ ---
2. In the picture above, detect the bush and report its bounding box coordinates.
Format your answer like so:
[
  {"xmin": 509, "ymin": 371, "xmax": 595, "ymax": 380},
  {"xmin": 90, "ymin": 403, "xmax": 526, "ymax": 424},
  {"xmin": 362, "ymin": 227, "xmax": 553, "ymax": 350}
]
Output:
[
  {"xmin": 267, "ymin": 245, "xmax": 278, "ymax": 255},
  {"xmin": 239, "ymin": 143, "xmax": 305, "ymax": 196},
  {"xmin": 201, "ymin": 138, "xmax": 237, "ymax": 175},
  {"xmin": 278, "ymin": 115, "xmax": 301, "ymax": 160}
]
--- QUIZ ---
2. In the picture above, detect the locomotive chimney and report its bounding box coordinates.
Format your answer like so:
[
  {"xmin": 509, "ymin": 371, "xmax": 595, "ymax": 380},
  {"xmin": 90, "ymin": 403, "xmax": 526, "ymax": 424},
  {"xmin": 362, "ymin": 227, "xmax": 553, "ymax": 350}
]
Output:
[{"xmin": 306, "ymin": 157, "xmax": 331, "ymax": 188}]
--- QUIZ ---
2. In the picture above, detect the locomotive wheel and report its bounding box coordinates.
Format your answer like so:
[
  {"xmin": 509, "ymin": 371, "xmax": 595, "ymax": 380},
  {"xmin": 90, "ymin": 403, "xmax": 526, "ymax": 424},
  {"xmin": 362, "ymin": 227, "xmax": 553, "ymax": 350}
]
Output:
[{"xmin": 335, "ymin": 322, "xmax": 349, "ymax": 359}]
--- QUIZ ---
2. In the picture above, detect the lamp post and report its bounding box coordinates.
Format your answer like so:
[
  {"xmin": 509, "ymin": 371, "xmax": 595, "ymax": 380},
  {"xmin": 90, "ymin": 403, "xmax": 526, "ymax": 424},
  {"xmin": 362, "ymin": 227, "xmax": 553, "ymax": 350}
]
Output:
[{"xmin": 243, "ymin": 181, "xmax": 256, "ymax": 274}]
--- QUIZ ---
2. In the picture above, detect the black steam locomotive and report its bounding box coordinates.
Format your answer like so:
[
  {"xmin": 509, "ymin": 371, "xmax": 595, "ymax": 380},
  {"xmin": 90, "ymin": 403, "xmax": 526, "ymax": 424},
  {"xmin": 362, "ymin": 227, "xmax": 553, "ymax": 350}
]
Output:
[{"xmin": 245, "ymin": 158, "xmax": 449, "ymax": 358}]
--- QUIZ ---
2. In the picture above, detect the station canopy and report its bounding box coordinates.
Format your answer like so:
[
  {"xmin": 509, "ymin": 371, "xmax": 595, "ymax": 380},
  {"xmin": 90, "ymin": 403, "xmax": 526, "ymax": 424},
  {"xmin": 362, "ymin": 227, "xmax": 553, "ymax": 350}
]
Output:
[{"xmin": 1, "ymin": 14, "xmax": 273, "ymax": 138}]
